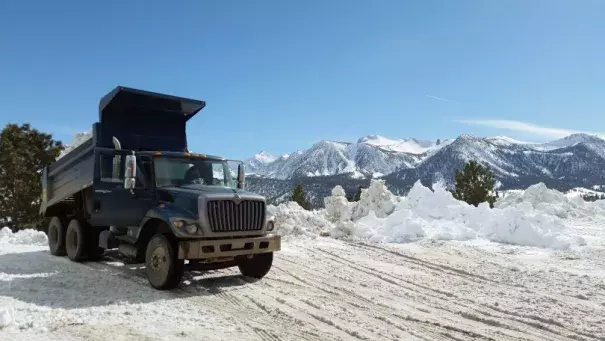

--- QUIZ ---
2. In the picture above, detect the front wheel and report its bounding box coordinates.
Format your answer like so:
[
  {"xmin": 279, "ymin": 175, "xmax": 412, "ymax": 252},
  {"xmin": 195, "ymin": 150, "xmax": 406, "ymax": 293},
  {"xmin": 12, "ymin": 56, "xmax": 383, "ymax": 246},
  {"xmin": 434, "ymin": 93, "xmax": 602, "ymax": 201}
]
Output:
[
  {"xmin": 145, "ymin": 234, "xmax": 184, "ymax": 290},
  {"xmin": 238, "ymin": 252, "xmax": 273, "ymax": 279}
]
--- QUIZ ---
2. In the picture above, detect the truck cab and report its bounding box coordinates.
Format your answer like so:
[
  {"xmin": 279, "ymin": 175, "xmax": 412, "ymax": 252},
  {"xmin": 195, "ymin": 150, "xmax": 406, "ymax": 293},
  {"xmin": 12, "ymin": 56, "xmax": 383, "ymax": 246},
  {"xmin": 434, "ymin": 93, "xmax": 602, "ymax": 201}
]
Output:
[{"xmin": 40, "ymin": 86, "xmax": 280, "ymax": 290}]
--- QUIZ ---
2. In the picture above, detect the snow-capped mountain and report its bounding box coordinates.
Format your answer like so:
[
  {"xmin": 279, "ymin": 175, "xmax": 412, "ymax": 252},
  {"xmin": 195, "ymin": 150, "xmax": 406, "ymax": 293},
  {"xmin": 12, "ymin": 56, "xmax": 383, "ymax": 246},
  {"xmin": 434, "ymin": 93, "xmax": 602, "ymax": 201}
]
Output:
[
  {"xmin": 245, "ymin": 135, "xmax": 437, "ymax": 180},
  {"xmin": 245, "ymin": 133, "xmax": 605, "ymax": 207},
  {"xmin": 357, "ymin": 135, "xmax": 453, "ymax": 154},
  {"xmin": 243, "ymin": 151, "xmax": 278, "ymax": 174},
  {"xmin": 384, "ymin": 133, "xmax": 605, "ymax": 194}
]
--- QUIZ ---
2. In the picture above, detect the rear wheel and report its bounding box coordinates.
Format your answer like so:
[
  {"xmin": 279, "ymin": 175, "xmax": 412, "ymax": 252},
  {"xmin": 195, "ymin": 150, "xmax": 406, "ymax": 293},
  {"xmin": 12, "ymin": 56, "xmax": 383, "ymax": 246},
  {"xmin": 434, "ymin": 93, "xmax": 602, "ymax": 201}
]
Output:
[
  {"xmin": 66, "ymin": 219, "xmax": 87, "ymax": 262},
  {"xmin": 48, "ymin": 217, "xmax": 66, "ymax": 256},
  {"xmin": 238, "ymin": 252, "xmax": 273, "ymax": 279},
  {"xmin": 145, "ymin": 234, "xmax": 184, "ymax": 290}
]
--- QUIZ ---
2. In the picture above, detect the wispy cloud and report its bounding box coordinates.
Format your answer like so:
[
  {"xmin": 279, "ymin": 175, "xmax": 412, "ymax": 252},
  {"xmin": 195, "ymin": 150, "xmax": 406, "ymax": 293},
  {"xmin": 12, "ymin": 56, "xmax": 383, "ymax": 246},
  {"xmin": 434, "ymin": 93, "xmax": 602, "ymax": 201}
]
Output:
[
  {"xmin": 457, "ymin": 119, "xmax": 605, "ymax": 139},
  {"xmin": 424, "ymin": 94, "xmax": 453, "ymax": 103}
]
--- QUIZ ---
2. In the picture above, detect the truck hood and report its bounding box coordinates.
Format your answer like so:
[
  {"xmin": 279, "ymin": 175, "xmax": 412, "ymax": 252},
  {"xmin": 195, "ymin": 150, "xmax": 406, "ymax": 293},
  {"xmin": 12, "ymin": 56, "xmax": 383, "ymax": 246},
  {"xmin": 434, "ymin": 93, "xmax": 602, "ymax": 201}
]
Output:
[{"xmin": 157, "ymin": 185, "xmax": 259, "ymax": 197}]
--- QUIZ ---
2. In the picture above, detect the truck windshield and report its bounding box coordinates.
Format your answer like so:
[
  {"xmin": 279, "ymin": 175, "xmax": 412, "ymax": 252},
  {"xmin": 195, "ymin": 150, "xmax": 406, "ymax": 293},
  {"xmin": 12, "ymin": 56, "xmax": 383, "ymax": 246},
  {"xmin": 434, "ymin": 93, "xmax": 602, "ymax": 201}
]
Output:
[{"xmin": 154, "ymin": 158, "xmax": 237, "ymax": 188}]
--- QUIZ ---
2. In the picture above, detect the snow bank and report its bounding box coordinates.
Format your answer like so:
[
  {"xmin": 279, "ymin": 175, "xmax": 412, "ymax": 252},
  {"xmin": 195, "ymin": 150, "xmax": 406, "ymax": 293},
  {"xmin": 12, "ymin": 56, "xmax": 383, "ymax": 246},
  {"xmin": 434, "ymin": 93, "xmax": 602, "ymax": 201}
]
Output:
[
  {"xmin": 271, "ymin": 180, "xmax": 587, "ymax": 250},
  {"xmin": 267, "ymin": 202, "xmax": 331, "ymax": 238},
  {"xmin": 0, "ymin": 305, "xmax": 14, "ymax": 329},
  {"xmin": 496, "ymin": 183, "xmax": 605, "ymax": 218},
  {"xmin": 350, "ymin": 180, "xmax": 400, "ymax": 220},
  {"xmin": 324, "ymin": 186, "xmax": 353, "ymax": 222},
  {"xmin": 0, "ymin": 227, "xmax": 48, "ymax": 246}
]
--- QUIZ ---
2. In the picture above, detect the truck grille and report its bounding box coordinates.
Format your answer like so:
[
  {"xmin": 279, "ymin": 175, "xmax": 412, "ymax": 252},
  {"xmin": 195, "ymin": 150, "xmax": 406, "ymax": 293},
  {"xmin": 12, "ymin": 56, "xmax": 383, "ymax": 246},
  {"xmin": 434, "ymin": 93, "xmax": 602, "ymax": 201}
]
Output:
[{"xmin": 207, "ymin": 200, "xmax": 265, "ymax": 233}]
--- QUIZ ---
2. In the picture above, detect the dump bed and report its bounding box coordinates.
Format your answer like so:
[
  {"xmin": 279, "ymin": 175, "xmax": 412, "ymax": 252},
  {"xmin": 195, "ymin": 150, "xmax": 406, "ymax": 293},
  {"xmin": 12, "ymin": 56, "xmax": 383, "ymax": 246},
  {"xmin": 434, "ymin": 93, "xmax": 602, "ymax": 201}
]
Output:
[
  {"xmin": 40, "ymin": 86, "xmax": 206, "ymax": 216},
  {"xmin": 40, "ymin": 133, "xmax": 96, "ymax": 215}
]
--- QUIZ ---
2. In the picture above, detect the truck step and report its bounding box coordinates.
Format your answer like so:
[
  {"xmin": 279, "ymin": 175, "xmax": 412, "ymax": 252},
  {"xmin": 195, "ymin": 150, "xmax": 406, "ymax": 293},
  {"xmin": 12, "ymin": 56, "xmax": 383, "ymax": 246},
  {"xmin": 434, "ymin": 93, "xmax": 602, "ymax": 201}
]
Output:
[{"xmin": 98, "ymin": 230, "xmax": 119, "ymax": 249}]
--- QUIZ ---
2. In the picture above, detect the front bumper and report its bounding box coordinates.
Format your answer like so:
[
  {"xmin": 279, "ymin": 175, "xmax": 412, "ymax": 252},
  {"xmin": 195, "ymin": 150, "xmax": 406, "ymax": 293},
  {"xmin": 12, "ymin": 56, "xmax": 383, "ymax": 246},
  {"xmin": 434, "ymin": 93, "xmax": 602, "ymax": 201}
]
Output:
[{"xmin": 177, "ymin": 234, "xmax": 281, "ymax": 260}]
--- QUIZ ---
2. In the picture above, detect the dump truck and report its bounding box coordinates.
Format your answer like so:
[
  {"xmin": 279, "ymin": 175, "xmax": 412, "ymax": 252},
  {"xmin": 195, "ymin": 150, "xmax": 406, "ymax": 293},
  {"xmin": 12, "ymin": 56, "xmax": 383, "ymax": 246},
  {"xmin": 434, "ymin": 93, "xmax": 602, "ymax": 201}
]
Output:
[{"xmin": 39, "ymin": 86, "xmax": 280, "ymax": 290}]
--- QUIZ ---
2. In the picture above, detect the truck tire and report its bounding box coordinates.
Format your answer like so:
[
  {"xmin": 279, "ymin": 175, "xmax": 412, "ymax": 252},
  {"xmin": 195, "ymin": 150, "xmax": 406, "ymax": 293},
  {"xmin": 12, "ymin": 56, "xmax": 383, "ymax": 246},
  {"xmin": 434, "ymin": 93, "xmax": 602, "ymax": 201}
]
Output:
[
  {"xmin": 66, "ymin": 219, "xmax": 87, "ymax": 262},
  {"xmin": 238, "ymin": 252, "xmax": 273, "ymax": 279},
  {"xmin": 48, "ymin": 217, "xmax": 66, "ymax": 256},
  {"xmin": 145, "ymin": 234, "xmax": 184, "ymax": 290}
]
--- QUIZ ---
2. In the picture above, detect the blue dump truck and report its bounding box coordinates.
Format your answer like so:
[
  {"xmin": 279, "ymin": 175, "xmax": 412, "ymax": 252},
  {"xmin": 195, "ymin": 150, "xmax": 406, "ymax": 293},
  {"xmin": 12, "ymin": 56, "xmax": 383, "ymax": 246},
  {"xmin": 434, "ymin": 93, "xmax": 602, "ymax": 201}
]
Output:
[{"xmin": 39, "ymin": 86, "xmax": 280, "ymax": 290}]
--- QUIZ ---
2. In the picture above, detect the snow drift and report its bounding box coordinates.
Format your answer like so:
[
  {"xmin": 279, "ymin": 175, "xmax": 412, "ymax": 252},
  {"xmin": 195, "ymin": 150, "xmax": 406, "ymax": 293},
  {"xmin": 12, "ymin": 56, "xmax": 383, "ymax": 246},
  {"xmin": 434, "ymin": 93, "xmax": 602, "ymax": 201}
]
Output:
[
  {"xmin": 496, "ymin": 183, "xmax": 605, "ymax": 219},
  {"xmin": 270, "ymin": 180, "xmax": 588, "ymax": 250},
  {"xmin": 0, "ymin": 305, "xmax": 14, "ymax": 329},
  {"xmin": 0, "ymin": 227, "xmax": 48, "ymax": 246},
  {"xmin": 267, "ymin": 202, "xmax": 331, "ymax": 238}
]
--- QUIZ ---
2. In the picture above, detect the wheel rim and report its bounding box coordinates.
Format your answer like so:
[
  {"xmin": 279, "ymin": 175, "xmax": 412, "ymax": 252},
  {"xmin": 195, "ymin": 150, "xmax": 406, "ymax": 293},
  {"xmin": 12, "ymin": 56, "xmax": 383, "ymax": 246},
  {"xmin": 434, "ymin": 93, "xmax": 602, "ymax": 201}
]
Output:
[{"xmin": 148, "ymin": 243, "xmax": 170, "ymax": 284}]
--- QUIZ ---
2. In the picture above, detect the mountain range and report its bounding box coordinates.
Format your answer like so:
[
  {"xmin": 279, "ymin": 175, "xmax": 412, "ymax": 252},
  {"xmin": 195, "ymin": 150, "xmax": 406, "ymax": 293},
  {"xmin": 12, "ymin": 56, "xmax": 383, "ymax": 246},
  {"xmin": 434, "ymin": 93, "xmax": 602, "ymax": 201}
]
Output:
[{"xmin": 244, "ymin": 133, "xmax": 605, "ymax": 207}]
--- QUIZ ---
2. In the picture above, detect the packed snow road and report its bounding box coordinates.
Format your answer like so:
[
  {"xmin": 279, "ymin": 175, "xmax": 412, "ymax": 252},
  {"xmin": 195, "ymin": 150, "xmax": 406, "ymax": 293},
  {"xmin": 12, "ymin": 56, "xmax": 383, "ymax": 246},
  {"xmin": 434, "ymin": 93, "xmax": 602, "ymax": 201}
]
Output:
[{"xmin": 1, "ymin": 228, "xmax": 604, "ymax": 341}]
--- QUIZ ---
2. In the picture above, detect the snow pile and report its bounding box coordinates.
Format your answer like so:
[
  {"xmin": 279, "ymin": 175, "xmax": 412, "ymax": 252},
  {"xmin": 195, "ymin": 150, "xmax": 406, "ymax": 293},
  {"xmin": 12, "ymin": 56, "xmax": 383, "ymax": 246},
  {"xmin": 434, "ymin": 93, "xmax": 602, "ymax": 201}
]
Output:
[
  {"xmin": 0, "ymin": 305, "xmax": 14, "ymax": 329},
  {"xmin": 495, "ymin": 183, "xmax": 605, "ymax": 218},
  {"xmin": 58, "ymin": 130, "xmax": 92, "ymax": 159},
  {"xmin": 271, "ymin": 180, "xmax": 587, "ymax": 250},
  {"xmin": 350, "ymin": 180, "xmax": 400, "ymax": 220},
  {"xmin": 324, "ymin": 186, "xmax": 353, "ymax": 222},
  {"xmin": 267, "ymin": 202, "xmax": 331, "ymax": 238},
  {"xmin": 0, "ymin": 227, "xmax": 48, "ymax": 246}
]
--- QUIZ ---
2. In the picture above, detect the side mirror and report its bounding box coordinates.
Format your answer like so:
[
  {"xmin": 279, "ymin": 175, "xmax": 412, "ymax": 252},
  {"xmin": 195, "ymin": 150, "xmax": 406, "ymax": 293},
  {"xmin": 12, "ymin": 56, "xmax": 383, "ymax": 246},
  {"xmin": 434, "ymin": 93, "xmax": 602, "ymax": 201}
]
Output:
[
  {"xmin": 237, "ymin": 163, "xmax": 245, "ymax": 189},
  {"xmin": 124, "ymin": 153, "xmax": 137, "ymax": 190}
]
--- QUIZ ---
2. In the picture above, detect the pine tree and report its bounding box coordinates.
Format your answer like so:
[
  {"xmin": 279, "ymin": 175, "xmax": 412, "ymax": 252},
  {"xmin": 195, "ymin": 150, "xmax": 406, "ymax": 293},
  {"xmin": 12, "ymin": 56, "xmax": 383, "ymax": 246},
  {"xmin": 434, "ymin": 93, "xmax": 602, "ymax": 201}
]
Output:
[
  {"xmin": 346, "ymin": 191, "xmax": 354, "ymax": 202},
  {"xmin": 0, "ymin": 123, "xmax": 63, "ymax": 229},
  {"xmin": 450, "ymin": 160, "xmax": 498, "ymax": 208},
  {"xmin": 292, "ymin": 184, "xmax": 310, "ymax": 210}
]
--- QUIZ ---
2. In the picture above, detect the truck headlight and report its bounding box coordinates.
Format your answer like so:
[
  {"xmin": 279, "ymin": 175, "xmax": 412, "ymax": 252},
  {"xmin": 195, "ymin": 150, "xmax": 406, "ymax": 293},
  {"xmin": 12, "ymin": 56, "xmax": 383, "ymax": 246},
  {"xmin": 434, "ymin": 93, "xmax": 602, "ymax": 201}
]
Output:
[
  {"xmin": 185, "ymin": 224, "xmax": 198, "ymax": 234},
  {"xmin": 266, "ymin": 221, "xmax": 275, "ymax": 231},
  {"xmin": 172, "ymin": 219, "xmax": 199, "ymax": 234}
]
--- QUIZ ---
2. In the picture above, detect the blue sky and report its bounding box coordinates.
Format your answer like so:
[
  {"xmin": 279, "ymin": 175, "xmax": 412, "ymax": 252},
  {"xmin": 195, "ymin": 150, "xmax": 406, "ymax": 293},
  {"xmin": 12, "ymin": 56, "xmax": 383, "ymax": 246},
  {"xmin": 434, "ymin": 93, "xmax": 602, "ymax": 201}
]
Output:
[{"xmin": 1, "ymin": 0, "xmax": 604, "ymax": 159}]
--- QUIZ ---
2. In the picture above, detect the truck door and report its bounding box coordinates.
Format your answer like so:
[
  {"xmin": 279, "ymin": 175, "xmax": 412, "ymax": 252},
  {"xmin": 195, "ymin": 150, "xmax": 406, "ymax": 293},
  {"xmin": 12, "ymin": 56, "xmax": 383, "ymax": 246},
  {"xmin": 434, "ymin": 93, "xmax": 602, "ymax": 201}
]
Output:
[{"xmin": 91, "ymin": 149, "xmax": 153, "ymax": 227}]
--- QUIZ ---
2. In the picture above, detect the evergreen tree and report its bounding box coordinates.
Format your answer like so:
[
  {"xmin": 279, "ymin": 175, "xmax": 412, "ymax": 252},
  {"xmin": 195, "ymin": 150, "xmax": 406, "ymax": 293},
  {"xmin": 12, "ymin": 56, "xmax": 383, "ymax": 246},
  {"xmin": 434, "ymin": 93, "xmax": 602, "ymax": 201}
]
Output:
[
  {"xmin": 0, "ymin": 123, "xmax": 63, "ymax": 229},
  {"xmin": 450, "ymin": 160, "xmax": 498, "ymax": 208},
  {"xmin": 291, "ymin": 184, "xmax": 310, "ymax": 210},
  {"xmin": 346, "ymin": 191, "xmax": 354, "ymax": 202}
]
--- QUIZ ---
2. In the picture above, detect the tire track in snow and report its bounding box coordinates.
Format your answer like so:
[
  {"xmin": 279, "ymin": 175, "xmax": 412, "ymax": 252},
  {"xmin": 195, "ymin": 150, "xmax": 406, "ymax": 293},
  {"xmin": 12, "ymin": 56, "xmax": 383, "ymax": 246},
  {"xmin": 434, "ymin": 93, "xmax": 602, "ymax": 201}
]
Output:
[
  {"xmin": 353, "ymin": 241, "xmax": 604, "ymax": 312},
  {"xmin": 350, "ymin": 242, "xmax": 499, "ymax": 284},
  {"xmin": 275, "ymin": 251, "xmax": 513, "ymax": 341},
  {"xmin": 93, "ymin": 248, "xmax": 523, "ymax": 341},
  {"xmin": 272, "ymin": 266, "xmax": 442, "ymax": 340},
  {"xmin": 317, "ymin": 247, "xmax": 582, "ymax": 340},
  {"xmin": 290, "ymin": 244, "xmax": 567, "ymax": 341},
  {"xmin": 276, "ymin": 251, "xmax": 506, "ymax": 341},
  {"xmin": 308, "ymin": 244, "xmax": 598, "ymax": 341},
  {"xmin": 87, "ymin": 256, "xmax": 338, "ymax": 341},
  {"xmin": 65, "ymin": 243, "xmax": 603, "ymax": 341},
  {"xmin": 338, "ymin": 243, "xmax": 605, "ymax": 341},
  {"xmin": 261, "ymin": 260, "xmax": 444, "ymax": 340},
  {"xmin": 83, "ymin": 259, "xmax": 283, "ymax": 339}
]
